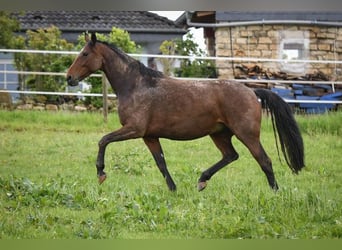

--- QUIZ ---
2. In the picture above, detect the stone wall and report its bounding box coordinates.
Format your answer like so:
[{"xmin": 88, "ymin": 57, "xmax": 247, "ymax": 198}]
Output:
[
  {"xmin": 214, "ymin": 25, "xmax": 342, "ymax": 80},
  {"xmin": 0, "ymin": 98, "xmax": 118, "ymax": 112}
]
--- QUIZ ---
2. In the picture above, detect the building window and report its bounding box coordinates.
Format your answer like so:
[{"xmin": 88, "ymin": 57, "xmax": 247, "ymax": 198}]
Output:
[
  {"xmin": 282, "ymin": 42, "xmax": 305, "ymax": 60},
  {"xmin": 279, "ymin": 31, "xmax": 309, "ymax": 74}
]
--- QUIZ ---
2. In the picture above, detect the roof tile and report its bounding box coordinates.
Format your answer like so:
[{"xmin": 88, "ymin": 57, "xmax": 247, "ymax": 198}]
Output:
[{"xmin": 11, "ymin": 11, "xmax": 185, "ymax": 34}]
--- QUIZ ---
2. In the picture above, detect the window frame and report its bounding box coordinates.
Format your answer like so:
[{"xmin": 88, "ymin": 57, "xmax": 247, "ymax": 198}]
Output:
[{"xmin": 279, "ymin": 33, "xmax": 309, "ymax": 74}]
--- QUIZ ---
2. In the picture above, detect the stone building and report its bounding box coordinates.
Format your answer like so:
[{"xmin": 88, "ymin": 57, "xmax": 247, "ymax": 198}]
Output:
[{"xmin": 177, "ymin": 11, "xmax": 342, "ymax": 80}]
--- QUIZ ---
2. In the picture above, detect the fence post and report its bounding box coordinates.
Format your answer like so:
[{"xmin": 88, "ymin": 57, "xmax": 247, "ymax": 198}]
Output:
[{"xmin": 102, "ymin": 73, "xmax": 108, "ymax": 123}]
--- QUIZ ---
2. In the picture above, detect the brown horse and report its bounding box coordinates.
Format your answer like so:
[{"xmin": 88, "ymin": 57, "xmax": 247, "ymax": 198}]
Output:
[{"xmin": 66, "ymin": 33, "xmax": 304, "ymax": 192}]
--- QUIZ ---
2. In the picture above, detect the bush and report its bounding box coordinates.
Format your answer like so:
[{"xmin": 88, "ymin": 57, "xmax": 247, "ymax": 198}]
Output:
[{"xmin": 160, "ymin": 33, "xmax": 217, "ymax": 78}]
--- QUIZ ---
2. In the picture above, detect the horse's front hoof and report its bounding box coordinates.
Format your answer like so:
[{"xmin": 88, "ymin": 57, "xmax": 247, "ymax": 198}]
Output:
[
  {"xmin": 98, "ymin": 174, "xmax": 107, "ymax": 184},
  {"xmin": 198, "ymin": 181, "xmax": 207, "ymax": 191}
]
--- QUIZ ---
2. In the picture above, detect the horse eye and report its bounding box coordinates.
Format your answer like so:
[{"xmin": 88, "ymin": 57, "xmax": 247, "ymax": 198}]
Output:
[{"xmin": 82, "ymin": 52, "xmax": 89, "ymax": 57}]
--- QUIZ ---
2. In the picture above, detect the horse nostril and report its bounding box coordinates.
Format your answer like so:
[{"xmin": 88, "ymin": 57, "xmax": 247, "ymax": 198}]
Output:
[
  {"xmin": 66, "ymin": 75, "xmax": 79, "ymax": 86},
  {"xmin": 66, "ymin": 75, "xmax": 71, "ymax": 83},
  {"xmin": 66, "ymin": 75, "xmax": 75, "ymax": 86}
]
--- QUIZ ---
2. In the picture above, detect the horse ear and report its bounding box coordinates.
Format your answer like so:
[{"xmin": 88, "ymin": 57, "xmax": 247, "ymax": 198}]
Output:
[
  {"xmin": 85, "ymin": 32, "xmax": 90, "ymax": 42},
  {"xmin": 91, "ymin": 33, "xmax": 97, "ymax": 44}
]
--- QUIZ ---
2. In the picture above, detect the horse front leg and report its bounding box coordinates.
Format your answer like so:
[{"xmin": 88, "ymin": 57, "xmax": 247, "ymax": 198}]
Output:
[
  {"xmin": 96, "ymin": 126, "xmax": 141, "ymax": 184},
  {"xmin": 143, "ymin": 137, "xmax": 177, "ymax": 191}
]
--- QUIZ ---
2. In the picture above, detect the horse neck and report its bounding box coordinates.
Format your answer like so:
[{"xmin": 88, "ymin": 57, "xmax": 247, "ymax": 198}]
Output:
[{"xmin": 100, "ymin": 47, "xmax": 138, "ymax": 97}]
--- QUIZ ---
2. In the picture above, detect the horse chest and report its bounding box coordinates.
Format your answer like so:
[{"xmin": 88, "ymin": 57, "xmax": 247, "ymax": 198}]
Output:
[{"xmin": 117, "ymin": 94, "xmax": 152, "ymax": 124}]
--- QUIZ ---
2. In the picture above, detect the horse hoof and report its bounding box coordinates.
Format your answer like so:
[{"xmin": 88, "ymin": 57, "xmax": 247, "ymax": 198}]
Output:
[
  {"xmin": 98, "ymin": 174, "xmax": 107, "ymax": 184},
  {"xmin": 198, "ymin": 181, "xmax": 207, "ymax": 191}
]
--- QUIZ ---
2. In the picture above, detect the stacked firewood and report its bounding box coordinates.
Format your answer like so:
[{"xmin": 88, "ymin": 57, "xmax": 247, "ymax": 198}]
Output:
[{"xmin": 234, "ymin": 63, "xmax": 332, "ymax": 88}]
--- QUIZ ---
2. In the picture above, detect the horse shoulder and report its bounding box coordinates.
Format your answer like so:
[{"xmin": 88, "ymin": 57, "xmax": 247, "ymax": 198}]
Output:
[{"xmin": 116, "ymin": 90, "xmax": 152, "ymax": 128}]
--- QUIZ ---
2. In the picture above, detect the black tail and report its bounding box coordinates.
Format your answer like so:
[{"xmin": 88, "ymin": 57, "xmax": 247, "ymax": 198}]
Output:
[{"xmin": 254, "ymin": 88, "xmax": 305, "ymax": 173}]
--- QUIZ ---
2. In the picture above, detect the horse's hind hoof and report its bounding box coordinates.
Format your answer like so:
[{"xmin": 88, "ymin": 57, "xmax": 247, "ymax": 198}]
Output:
[
  {"xmin": 98, "ymin": 174, "xmax": 107, "ymax": 184},
  {"xmin": 198, "ymin": 181, "xmax": 207, "ymax": 191}
]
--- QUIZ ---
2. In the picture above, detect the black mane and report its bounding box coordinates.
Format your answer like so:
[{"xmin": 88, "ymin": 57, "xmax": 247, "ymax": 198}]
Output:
[{"xmin": 98, "ymin": 41, "xmax": 164, "ymax": 79}]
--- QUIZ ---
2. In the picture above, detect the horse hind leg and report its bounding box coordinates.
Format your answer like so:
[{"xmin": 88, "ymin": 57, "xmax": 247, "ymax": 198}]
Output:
[
  {"xmin": 255, "ymin": 143, "xmax": 279, "ymax": 190},
  {"xmin": 239, "ymin": 135, "xmax": 279, "ymax": 190},
  {"xmin": 198, "ymin": 130, "xmax": 239, "ymax": 191}
]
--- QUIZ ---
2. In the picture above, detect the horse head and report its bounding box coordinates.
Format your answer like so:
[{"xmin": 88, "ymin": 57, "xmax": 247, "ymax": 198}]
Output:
[{"xmin": 66, "ymin": 33, "xmax": 103, "ymax": 86}]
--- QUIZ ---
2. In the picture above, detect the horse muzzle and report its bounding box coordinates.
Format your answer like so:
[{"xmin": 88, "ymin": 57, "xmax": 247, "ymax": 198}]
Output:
[{"xmin": 66, "ymin": 75, "xmax": 79, "ymax": 86}]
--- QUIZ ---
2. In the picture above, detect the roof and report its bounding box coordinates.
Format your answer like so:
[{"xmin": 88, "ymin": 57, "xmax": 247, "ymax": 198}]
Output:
[
  {"xmin": 177, "ymin": 11, "xmax": 342, "ymax": 26},
  {"xmin": 11, "ymin": 11, "xmax": 186, "ymax": 34},
  {"xmin": 216, "ymin": 11, "xmax": 342, "ymax": 22}
]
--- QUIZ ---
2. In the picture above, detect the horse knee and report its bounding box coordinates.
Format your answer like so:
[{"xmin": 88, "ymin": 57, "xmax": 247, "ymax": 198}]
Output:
[{"xmin": 98, "ymin": 137, "xmax": 108, "ymax": 148}]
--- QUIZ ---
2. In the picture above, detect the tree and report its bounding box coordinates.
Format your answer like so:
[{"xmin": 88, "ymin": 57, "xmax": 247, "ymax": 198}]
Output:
[
  {"xmin": 76, "ymin": 28, "xmax": 139, "ymax": 108},
  {"xmin": 12, "ymin": 26, "xmax": 74, "ymax": 103},
  {"xmin": 0, "ymin": 11, "xmax": 20, "ymax": 48},
  {"xmin": 160, "ymin": 33, "xmax": 216, "ymax": 78},
  {"xmin": 76, "ymin": 27, "xmax": 138, "ymax": 52},
  {"xmin": 159, "ymin": 40, "xmax": 176, "ymax": 76}
]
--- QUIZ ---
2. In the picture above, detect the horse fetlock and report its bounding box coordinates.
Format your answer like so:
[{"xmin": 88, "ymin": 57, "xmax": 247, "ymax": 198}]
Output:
[
  {"xmin": 198, "ymin": 181, "xmax": 207, "ymax": 191},
  {"xmin": 98, "ymin": 172, "xmax": 107, "ymax": 184},
  {"xmin": 169, "ymin": 184, "xmax": 177, "ymax": 192},
  {"xmin": 271, "ymin": 181, "xmax": 279, "ymax": 191},
  {"xmin": 166, "ymin": 178, "xmax": 177, "ymax": 192},
  {"xmin": 96, "ymin": 164, "xmax": 106, "ymax": 184}
]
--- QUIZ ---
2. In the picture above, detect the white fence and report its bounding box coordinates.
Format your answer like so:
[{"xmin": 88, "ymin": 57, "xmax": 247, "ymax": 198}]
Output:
[{"xmin": 1, "ymin": 48, "xmax": 342, "ymax": 107}]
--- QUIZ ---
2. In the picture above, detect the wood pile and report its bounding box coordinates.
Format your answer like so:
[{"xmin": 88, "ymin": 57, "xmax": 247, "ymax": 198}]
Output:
[
  {"xmin": 234, "ymin": 63, "xmax": 334, "ymax": 89},
  {"xmin": 234, "ymin": 64, "xmax": 342, "ymax": 114}
]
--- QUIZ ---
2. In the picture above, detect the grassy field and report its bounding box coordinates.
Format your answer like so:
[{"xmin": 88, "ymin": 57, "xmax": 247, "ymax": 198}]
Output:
[{"xmin": 0, "ymin": 110, "xmax": 341, "ymax": 239}]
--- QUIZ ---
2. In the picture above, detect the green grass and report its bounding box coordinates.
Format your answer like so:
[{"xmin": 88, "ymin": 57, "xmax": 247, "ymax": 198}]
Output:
[{"xmin": 0, "ymin": 110, "xmax": 341, "ymax": 239}]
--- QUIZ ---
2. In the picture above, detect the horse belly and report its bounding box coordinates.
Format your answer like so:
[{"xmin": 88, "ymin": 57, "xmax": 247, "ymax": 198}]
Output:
[{"xmin": 146, "ymin": 113, "xmax": 222, "ymax": 140}]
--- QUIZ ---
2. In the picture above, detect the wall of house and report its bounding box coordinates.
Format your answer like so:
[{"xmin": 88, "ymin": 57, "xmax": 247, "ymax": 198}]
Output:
[{"xmin": 214, "ymin": 25, "xmax": 342, "ymax": 80}]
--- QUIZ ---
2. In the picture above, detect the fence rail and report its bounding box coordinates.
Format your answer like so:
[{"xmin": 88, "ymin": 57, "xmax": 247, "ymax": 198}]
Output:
[
  {"xmin": 1, "ymin": 69, "xmax": 342, "ymax": 86},
  {"xmin": 0, "ymin": 90, "xmax": 116, "ymax": 98},
  {"xmin": 1, "ymin": 89, "xmax": 341, "ymax": 105},
  {"xmin": 1, "ymin": 48, "xmax": 342, "ymax": 116},
  {"xmin": 1, "ymin": 48, "xmax": 342, "ymax": 64}
]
